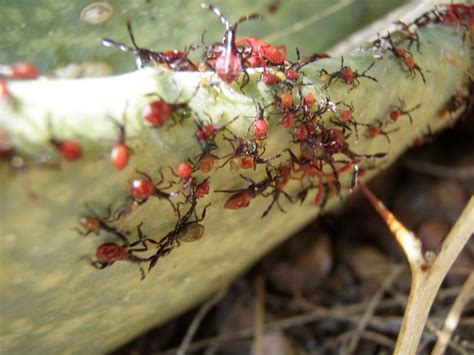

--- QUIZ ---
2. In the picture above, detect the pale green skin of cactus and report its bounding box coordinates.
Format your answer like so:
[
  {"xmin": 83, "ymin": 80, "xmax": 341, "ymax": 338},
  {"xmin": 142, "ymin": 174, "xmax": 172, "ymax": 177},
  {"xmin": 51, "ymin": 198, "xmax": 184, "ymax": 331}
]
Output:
[{"xmin": 0, "ymin": 1, "xmax": 472, "ymax": 354}]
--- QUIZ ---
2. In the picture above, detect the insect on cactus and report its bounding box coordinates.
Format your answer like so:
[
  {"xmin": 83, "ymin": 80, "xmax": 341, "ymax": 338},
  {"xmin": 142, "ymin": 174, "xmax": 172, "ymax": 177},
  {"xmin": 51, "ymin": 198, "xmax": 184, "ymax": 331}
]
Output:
[{"xmin": 0, "ymin": 1, "xmax": 472, "ymax": 354}]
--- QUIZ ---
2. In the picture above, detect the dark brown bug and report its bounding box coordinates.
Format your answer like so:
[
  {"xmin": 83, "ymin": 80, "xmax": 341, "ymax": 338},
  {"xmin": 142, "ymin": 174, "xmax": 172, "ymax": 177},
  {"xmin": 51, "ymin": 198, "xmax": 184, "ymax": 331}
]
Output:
[
  {"xmin": 101, "ymin": 20, "xmax": 197, "ymax": 71},
  {"xmin": 147, "ymin": 193, "xmax": 211, "ymax": 271}
]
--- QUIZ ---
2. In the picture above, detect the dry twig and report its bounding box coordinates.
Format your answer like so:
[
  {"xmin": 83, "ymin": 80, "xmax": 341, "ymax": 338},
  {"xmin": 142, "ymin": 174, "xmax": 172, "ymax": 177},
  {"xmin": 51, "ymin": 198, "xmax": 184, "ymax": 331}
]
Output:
[
  {"xmin": 253, "ymin": 271, "xmax": 266, "ymax": 355},
  {"xmin": 345, "ymin": 265, "xmax": 403, "ymax": 354},
  {"xmin": 177, "ymin": 287, "xmax": 227, "ymax": 355},
  {"xmin": 431, "ymin": 271, "xmax": 474, "ymax": 355},
  {"xmin": 359, "ymin": 183, "xmax": 474, "ymax": 355}
]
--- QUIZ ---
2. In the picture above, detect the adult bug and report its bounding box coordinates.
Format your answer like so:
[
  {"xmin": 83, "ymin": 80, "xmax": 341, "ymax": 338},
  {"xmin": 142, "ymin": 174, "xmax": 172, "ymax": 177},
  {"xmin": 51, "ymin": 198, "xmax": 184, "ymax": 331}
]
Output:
[
  {"xmin": 148, "ymin": 193, "xmax": 210, "ymax": 271},
  {"xmin": 201, "ymin": 3, "xmax": 259, "ymax": 84},
  {"xmin": 320, "ymin": 56, "xmax": 377, "ymax": 91},
  {"xmin": 101, "ymin": 20, "xmax": 197, "ymax": 71}
]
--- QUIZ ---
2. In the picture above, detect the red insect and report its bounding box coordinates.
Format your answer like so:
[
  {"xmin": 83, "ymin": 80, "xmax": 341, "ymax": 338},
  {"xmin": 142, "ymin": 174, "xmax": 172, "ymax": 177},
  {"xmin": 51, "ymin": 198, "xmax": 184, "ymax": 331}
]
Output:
[
  {"xmin": 293, "ymin": 125, "xmax": 308, "ymax": 141},
  {"xmin": 320, "ymin": 56, "xmax": 377, "ymax": 90},
  {"xmin": 280, "ymin": 113, "xmax": 293, "ymax": 129},
  {"xmin": 261, "ymin": 72, "xmax": 279, "ymax": 85},
  {"xmin": 143, "ymin": 87, "xmax": 198, "ymax": 126},
  {"xmin": 194, "ymin": 114, "xmax": 239, "ymax": 142},
  {"xmin": 101, "ymin": 20, "xmax": 197, "ymax": 71},
  {"xmin": 194, "ymin": 179, "xmax": 210, "ymax": 198},
  {"xmin": 130, "ymin": 170, "xmax": 179, "ymax": 212},
  {"xmin": 439, "ymin": 3, "xmax": 474, "ymax": 27},
  {"xmin": 0, "ymin": 62, "xmax": 40, "ymax": 79},
  {"xmin": 223, "ymin": 191, "xmax": 252, "ymax": 209},
  {"xmin": 329, "ymin": 102, "xmax": 366, "ymax": 139},
  {"xmin": 110, "ymin": 121, "xmax": 130, "ymax": 170},
  {"xmin": 177, "ymin": 162, "xmax": 192, "ymax": 180},
  {"xmin": 275, "ymin": 91, "xmax": 294, "ymax": 112},
  {"xmin": 201, "ymin": 3, "xmax": 259, "ymax": 83},
  {"xmin": 235, "ymin": 36, "xmax": 287, "ymax": 67},
  {"xmin": 50, "ymin": 139, "xmax": 83, "ymax": 162},
  {"xmin": 219, "ymin": 132, "xmax": 279, "ymax": 171},
  {"xmin": 303, "ymin": 92, "xmax": 315, "ymax": 112},
  {"xmin": 91, "ymin": 223, "xmax": 155, "ymax": 280},
  {"xmin": 250, "ymin": 105, "xmax": 269, "ymax": 139},
  {"xmin": 386, "ymin": 33, "xmax": 426, "ymax": 83},
  {"xmin": 389, "ymin": 98, "xmax": 421, "ymax": 123},
  {"xmin": 197, "ymin": 154, "xmax": 214, "ymax": 173},
  {"xmin": 366, "ymin": 120, "xmax": 399, "ymax": 143}
]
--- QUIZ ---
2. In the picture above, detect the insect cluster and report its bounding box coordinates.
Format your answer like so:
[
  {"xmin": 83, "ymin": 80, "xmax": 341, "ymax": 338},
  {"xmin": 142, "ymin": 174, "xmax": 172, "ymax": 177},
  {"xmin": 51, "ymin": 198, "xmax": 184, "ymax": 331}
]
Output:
[{"xmin": 1, "ymin": 3, "xmax": 472, "ymax": 279}]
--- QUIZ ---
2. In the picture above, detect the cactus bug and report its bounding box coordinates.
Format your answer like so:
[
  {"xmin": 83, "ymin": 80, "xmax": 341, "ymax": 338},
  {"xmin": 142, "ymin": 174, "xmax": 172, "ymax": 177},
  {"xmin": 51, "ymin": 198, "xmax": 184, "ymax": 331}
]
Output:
[
  {"xmin": 143, "ymin": 87, "xmax": 198, "ymax": 127},
  {"xmin": 91, "ymin": 223, "xmax": 155, "ymax": 280},
  {"xmin": 50, "ymin": 139, "xmax": 83, "ymax": 162},
  {"xmin": 366, "ymin": 120, "xmax": 399, "ymax": 143},
  {"xmin": 0, "ymin": 62, "xmax": 40, "ymax": 79},
  {"xmin": 177, "ymin": 162, "xmax": 192, "ymax": 180},
  {"xmin": 110, "ymin": 119, "xmax": 131, "ymax": 170},
  {"xmin": 320, "ymin": 56, "xmax": 377, "ymax": 91},
  {"xmin": 201, "ymin": 3, "xmax": 259, "ymax": 84},
  {"xmin": 223, "ymin": 191, "xmax": 252, "ymax": 209},
  {"xmin": 261, "ymin": 72, "xmax": 279, "ymax": 85},
  {"xmin": 148, "ymin": 195, "xmax": 210, "ymax": 271},
  {"xmin": 386, "ymin": 33, "xmax": 426, "ymax": 83},
  {"xmin": 389, "ymin": 99, "xmax": 421, "ymax": 123},
  {"xmin": 235, "ymin": 37, "xmax": 287, "ymax": 66},
  {"xmin": 101, "ymin": 20, "xmax": 197, "ymax": 71},
  {"xmin": 130, "ymin": 170, "xmax": 179, "ymax": 212},
  {"xmin": 194, "ymin": 179, "xmax": 210, "ymax": 199},
  {"xmin": 293, "ymin": 125, "xmax": 308, "ymax": 141},
  {"xmin": 260, "ymin": 165, "xmax": 293, "ymax": 218},
  {"xmin": 280, "ymin": 113, "xmax": 293, "ymax": 129}
]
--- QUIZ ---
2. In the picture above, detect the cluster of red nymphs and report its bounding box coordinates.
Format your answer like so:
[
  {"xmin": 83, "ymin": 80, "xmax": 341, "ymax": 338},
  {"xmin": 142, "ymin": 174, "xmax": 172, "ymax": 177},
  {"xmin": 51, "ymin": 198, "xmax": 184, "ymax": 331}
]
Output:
[{"xmin": 1, "ymin": 3, "xmax": 472, "ymax": 279}]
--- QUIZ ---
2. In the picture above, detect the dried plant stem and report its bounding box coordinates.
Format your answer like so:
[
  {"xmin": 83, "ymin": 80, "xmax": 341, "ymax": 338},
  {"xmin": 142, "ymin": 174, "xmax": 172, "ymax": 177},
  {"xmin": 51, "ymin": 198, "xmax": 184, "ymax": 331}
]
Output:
[
  {"xmin": 431, "ymin": 271, "xmax": 474, "ymax": 355},
  {"xmin": 346, "ymin": 265, "xmax": 403, "ymax": 354},
  {"xmin": 359, "ymin": 183, "xmax": 474, "ymax": 355},
  {"xmin": 177, "ymin": 287, "xmax": 227, "ymax": 355},
  {"xmin": 253, "ymin": 271, "xmax": 266, "ymax": 355}
]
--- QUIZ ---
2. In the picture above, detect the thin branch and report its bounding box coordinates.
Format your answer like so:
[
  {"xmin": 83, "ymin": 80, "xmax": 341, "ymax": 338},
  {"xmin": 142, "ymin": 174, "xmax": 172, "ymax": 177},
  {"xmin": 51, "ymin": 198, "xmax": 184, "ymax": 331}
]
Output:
[
  {"xmin": 359, "ymin": 183, "xmax": 474, "ymax": 355},
  {"xmin": 346, "ymin": 265, "xmax": 403, "ymax": 354},
  {"xmin": 358, "ymin": 182, "xmax": 425, "ymax": 272},
  {"xmin": 177, "ymin": 287, "xmax": 227, "ymax": 355},
  {"xmin": 253, "ymin": 271, "xmax": 266, "ymax": 355},
  {"xmin": 432, "ymin": 271, "xmax": 474, "ymax": 355}
]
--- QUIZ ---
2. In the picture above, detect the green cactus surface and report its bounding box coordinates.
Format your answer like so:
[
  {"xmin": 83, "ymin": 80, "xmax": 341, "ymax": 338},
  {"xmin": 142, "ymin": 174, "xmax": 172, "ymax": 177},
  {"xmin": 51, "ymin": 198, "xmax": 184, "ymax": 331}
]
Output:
[{"xmin": 0, "ymin": 1, "xmax": 472, "ymax": 354}]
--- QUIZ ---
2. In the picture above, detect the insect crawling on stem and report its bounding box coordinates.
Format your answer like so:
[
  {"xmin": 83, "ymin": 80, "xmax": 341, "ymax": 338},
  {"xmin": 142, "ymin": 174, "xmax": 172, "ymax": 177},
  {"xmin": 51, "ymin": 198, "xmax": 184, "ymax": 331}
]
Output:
[{"xmin": 201, "ymin": 3, "xmax": 259, "ymax": 84}]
